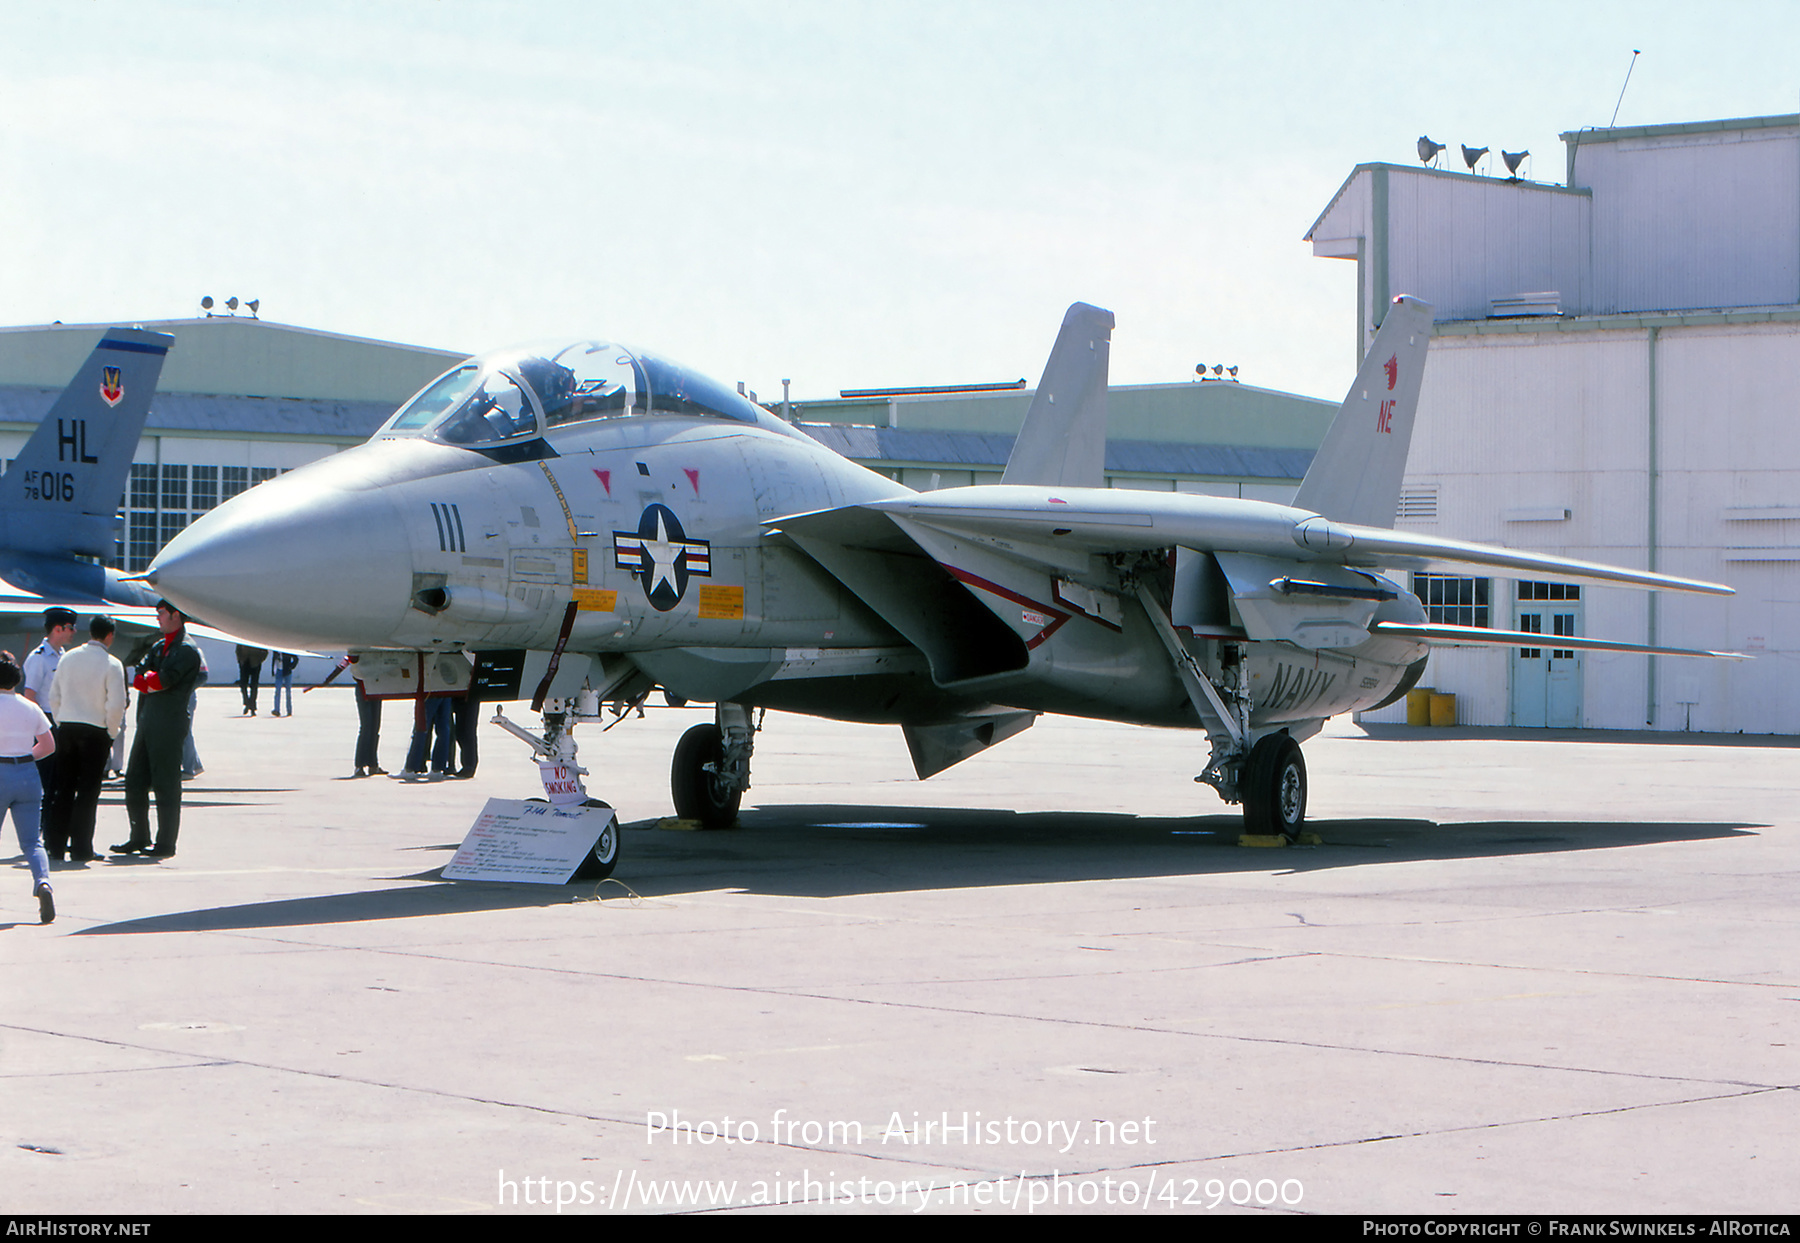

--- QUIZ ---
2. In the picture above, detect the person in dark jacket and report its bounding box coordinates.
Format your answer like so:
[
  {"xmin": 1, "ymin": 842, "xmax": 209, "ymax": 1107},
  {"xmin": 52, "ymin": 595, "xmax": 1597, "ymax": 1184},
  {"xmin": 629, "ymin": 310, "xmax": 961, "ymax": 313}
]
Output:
[
  {"xmin": 113, "ymin": 601, "xmax": 204, "ymax": 858},
  {"xmin": 235, "ymin": 644, "xmax": 267, "ymax": 715}
]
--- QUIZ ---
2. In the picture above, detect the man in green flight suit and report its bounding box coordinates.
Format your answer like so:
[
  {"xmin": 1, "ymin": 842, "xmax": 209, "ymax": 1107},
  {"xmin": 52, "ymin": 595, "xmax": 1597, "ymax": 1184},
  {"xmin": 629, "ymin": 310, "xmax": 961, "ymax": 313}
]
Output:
[{"xmin": 113, "ymin": 601, "xmax": 204, "ymax": 859}]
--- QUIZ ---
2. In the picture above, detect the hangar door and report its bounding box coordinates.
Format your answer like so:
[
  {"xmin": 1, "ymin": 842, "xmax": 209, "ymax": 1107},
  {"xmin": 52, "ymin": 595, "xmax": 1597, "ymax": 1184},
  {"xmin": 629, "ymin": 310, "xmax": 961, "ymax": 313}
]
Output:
[{"xmin": 1511, "ymin": 581, "xmax": 1582, "ymax": 728}]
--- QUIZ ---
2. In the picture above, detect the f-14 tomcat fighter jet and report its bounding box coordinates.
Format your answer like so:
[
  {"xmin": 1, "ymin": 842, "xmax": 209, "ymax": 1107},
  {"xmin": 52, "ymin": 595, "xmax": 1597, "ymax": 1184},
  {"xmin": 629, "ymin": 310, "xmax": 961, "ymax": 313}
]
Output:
[{"xmin": 147, "ymin": 297, "xmax": 1735, "ymax": 862}]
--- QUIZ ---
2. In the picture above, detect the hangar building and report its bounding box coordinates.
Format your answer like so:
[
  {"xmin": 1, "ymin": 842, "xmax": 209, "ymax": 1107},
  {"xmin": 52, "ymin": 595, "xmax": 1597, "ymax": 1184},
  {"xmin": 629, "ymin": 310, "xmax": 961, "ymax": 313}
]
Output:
[{"xmin": 1310, "ymin": 112, "xmax": 1800, "ymax": 733}]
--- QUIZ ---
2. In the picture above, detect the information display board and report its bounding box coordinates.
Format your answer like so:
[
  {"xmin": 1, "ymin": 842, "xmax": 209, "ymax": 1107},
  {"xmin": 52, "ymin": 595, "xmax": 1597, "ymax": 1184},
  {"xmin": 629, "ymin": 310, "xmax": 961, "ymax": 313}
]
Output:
[{"xmin": 442, "ymin": 798, "xmax": 617, "ymax": 884}]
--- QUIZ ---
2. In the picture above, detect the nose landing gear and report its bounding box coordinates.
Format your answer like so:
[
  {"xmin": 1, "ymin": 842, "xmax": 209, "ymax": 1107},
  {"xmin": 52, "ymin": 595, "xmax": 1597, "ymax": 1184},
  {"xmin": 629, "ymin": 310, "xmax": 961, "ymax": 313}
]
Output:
[{"xmin": 492, "ymin": 699, "xmax": 619, "ymax": 879}]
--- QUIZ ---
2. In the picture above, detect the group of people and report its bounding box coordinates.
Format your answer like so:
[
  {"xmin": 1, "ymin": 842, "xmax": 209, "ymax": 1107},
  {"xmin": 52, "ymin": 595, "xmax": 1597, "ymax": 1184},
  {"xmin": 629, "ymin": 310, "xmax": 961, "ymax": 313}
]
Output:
[
  {"xmin": 7, "ymin": 609, "xmax": 496, "ymax": 924},
  {"xmin": 316, "ymin": 653, "xmax": 480, "ymax": 781},
  {"xmin": 3, "ymin": 601, "xmax": 205, "ymax": 924}
]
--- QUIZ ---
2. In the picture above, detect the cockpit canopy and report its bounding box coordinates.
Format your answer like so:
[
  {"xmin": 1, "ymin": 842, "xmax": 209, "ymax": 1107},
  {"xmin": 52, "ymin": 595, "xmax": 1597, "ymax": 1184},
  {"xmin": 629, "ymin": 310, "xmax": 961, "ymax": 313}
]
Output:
[{"xmin": 379, "ymin": 341, "xmax": 770, "ymax": 448}]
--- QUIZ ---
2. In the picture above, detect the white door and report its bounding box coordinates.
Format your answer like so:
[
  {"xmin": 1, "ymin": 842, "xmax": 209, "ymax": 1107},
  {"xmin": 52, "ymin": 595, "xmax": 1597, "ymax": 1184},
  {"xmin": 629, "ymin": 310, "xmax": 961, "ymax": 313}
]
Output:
[{"xmin": 1511, "ymin": 583, "xmax": 1582, "ymax": 728}]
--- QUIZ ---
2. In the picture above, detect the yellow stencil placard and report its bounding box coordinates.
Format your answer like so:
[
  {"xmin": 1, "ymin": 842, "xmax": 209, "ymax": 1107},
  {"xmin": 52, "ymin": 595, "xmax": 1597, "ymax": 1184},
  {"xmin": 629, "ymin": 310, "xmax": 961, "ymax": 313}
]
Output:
[
  {"xmin": 573, "ymin": 587, "xmax": 617, "ymax": 612},
  {"xmin": 696, "ymin": 585, "xmax": 744, "ymax": 620},
  {"xmin": 572, "ymin": 548, "xmax": 589, "ymax": 584}
]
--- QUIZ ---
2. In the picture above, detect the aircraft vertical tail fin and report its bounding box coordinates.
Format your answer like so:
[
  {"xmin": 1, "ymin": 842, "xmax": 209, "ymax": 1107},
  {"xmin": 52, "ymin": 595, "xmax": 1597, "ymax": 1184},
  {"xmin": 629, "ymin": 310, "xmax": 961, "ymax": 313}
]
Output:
[
  {"xmin": 0, "ymin": 327, "xmax": 173, "ymax": 560},
  {"xmin": 1292, "ymin": 296, "xmax": 1433, "ymax": 529},
  {"xmin": 1000, "ymin": 302, "xmax": 1114, "ymax": 489}
]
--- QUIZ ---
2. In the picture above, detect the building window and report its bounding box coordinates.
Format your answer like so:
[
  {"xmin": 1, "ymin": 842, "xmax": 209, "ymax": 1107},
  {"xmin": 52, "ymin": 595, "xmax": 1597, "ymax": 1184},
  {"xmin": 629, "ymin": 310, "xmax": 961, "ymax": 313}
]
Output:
[
  {"xmin": 127, "ymin": 512, "xmax": 160, "ymax": 572},
  {"xmin": 191, "ymin": 465, "xmax": 219, "ymax": 512},
  {"xmin": 1517, "ymin": 581, "xmax": 1580, "ymax": 601},
  {"xmin": 1413, "ymin": 574, "xmax": 1489, "ymax": 627},
  {"xmin": 222, "ymin": 466, "xmax": 250, "ymax": 500},
  {"xmin": 160, "ymin": 464, "xmax": 188, "ymax": 513},
  {"xmin": 129, "ymin": 463, "xmax": 159, "ymax": 511},
  {"xmin": 1518, "ymin": 582, "xmax": 1579, "ymax": 658}
]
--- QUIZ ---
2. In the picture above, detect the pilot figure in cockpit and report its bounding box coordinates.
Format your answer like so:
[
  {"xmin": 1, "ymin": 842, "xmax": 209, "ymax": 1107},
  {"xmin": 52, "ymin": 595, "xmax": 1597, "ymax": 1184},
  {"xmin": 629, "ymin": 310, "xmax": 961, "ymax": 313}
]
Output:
[{"xmin": 516, "ymin": 356, "xmax": 581, "ymax": 428}]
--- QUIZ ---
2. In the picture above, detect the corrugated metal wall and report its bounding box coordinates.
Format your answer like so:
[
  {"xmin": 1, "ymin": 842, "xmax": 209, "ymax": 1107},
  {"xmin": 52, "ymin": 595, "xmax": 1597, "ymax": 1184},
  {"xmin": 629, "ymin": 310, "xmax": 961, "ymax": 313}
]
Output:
[
  {"xmin": 1386, "ymin": 174, "xmax": 1591, "ymax": 322},
  {"xmin": 1579, "ymin": 131, "xmax": 1800, "ymax": 314},
  {"xmin": 1361, "ymin": 321, "xmax": 1800, "ymax": 734}
]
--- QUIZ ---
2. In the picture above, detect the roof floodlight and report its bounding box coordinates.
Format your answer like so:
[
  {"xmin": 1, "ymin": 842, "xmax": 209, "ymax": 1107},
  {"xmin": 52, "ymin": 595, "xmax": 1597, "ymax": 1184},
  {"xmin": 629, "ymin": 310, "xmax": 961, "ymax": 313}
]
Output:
[
  {"xmin": 200, "ymin": 296, "xmax": 214, "ymax": 314},
  {"xmin": 1417, "ymin": 136, "xmax": 1446, "ymax": 165},
  {"xmin": 1462, "ymin": 144, "xmax": 1489, "ymax": 172},
  {"xmin": 226, "ymin": 296, "xmax": 239, "ymax": 313},
  {"xmin": 1502, "ymin": 149, "xmax": 1529, "ymax": 176},
  {"xmin": 246, "ymin": 299, "xmax": 260, "ymax": 317}
]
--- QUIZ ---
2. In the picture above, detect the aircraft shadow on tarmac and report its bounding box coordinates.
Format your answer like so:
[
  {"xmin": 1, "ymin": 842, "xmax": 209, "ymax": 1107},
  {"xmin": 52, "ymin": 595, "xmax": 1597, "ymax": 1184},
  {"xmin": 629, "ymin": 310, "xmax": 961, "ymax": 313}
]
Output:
[
  {"xmin": 69, "ymin": 805, "xmax": 1760, "ymax": 933},
  {"xmin": 620, "ymin": 805, "xmax": 1762, "ymax": 898}
]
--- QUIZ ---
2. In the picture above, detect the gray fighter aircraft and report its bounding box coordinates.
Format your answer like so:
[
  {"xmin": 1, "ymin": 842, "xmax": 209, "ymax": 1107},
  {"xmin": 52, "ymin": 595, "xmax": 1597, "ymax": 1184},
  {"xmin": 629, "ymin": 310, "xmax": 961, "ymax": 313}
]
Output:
[{"xmin": 146, "ymin": 297, "xmax": 1735, "ymax": 869}]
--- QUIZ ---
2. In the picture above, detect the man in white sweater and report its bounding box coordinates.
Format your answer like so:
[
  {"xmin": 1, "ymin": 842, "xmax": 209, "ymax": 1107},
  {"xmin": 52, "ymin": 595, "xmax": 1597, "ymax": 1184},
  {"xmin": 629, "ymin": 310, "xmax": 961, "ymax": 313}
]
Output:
[{"xmin": 45, "ymin": 616, "xmax": 126, "ymax": 863}]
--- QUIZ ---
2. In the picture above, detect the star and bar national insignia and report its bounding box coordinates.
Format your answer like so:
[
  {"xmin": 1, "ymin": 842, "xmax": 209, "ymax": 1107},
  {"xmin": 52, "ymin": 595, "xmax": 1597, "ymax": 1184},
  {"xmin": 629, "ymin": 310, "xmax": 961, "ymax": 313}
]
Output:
[{"xmin": 613, "ymin": 503, "xmax": 711, "ymax": 611}]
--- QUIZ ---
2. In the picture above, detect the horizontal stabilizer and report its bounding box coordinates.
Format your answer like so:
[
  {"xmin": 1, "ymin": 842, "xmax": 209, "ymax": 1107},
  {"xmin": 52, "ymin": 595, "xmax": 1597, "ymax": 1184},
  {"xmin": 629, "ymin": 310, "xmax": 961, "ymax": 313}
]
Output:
[
  {"xmin": 1371, "ymin": 621, "xmax": 1747, "ymax": 659},
  {"xmin": 1000, "ymin": 302, "xmax": 1114, "ymax": 489},
  {"xmin": 1313, "ymin": 522, "xmax": 1736, "ymax": 596}
]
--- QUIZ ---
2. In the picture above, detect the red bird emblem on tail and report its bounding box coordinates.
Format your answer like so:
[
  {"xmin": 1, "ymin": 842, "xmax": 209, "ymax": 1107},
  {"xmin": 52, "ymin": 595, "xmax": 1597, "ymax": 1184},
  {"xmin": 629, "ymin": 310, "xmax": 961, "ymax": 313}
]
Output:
[{"xmin": 1383, "ymin": 355, "xmax": 1398, "ymax": 391}]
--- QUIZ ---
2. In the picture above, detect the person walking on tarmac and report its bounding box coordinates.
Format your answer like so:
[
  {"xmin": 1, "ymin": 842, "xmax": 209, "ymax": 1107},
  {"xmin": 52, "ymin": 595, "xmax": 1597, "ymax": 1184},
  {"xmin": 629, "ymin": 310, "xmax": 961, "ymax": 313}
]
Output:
[
  {"xmin": 0, "ymin": 652, "xmax": 57, "ymax": 923},
  {"xmin": 113, "ymin": 601, "xmax": 203, "ymax": 859},
  {"xmin": 23, "ymin": 607, "xmax": 76, "ymax": 853},
  {"xmin": 235, "ymin": 644, "xmax": 267, "ymax": 715}
]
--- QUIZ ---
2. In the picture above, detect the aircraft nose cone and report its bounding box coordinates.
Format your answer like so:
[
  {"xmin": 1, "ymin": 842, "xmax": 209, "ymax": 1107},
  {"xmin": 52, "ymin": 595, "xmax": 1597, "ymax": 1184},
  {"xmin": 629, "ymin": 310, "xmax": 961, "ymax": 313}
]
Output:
[{"xmin": 149, "ymin": 475, "xmax": 412, "ymax": 649}]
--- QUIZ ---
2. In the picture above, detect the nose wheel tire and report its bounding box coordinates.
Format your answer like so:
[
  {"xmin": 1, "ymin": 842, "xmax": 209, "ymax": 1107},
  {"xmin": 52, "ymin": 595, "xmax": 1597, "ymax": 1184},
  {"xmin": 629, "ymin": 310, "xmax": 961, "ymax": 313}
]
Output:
[
  {"xmin": 672, "ymin": 723, "xmax": 742, "ymax": 829},
  {"xmin": 532, "ymin": 798, "xmax": 619, "ymax": 880},
  {"xmin": 571, "ymin": 799, "xmax": 619, "ymax": 880},
  {"xmin": 1242, "ymin": 733, "xmax": 1307, "ymax": 840}
]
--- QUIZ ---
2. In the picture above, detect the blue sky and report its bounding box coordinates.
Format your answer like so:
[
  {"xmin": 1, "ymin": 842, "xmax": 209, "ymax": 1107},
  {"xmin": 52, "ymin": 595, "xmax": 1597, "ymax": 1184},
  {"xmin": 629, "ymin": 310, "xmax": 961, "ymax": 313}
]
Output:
[{"xmin": 4, "ymin": 0, "xmax": 1798, "ymax": 402}]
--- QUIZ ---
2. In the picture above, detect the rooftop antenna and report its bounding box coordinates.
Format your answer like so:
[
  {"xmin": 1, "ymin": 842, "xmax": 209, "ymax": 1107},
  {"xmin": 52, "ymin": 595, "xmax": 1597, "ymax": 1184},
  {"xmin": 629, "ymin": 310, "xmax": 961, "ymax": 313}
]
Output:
[{"xmin": 1609, "ymin": 49, "xmax": 1641, "ymax": 128}]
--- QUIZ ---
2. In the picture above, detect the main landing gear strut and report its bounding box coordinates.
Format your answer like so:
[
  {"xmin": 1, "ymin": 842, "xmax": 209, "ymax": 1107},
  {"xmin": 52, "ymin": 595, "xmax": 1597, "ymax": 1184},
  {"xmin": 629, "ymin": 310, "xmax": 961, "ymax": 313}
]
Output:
[
  {"xmin": 1132, "ymin": 578, "xmax": 1310, "ymax": 842},
  {"xmin": 671, "ymin": 702, "xmax": 757, "ymax": 829}
]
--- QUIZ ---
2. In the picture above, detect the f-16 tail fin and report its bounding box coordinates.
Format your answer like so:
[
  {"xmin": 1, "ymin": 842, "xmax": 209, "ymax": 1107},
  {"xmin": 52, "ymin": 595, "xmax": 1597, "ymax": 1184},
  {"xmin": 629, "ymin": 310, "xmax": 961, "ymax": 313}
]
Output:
[
  {"xmin": 1000, "ymin": 301, "xmax": 1114, "ymax": 489},
  {"xmin": 1293, "ymin": 295, "xmax": 1433, "ymax": 529},
  {"xmin": 0, "ymin": 327, "xmax": 173, "ymax": 561}
]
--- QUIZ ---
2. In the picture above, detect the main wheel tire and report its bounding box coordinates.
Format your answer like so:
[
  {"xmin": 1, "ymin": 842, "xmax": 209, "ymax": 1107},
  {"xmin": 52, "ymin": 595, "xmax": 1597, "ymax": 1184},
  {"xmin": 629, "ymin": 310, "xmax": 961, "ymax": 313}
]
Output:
[
  {"xmin": 671, "ymin": 723, "xmax": 742, "ymax": 829},
  {"xmin": 571, "ymin": 798, "xmax": 619, "ymax": 880},
  {"xmin": 1242, "ymin": 733, "xmax": 1307, "ymax": 839}
]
